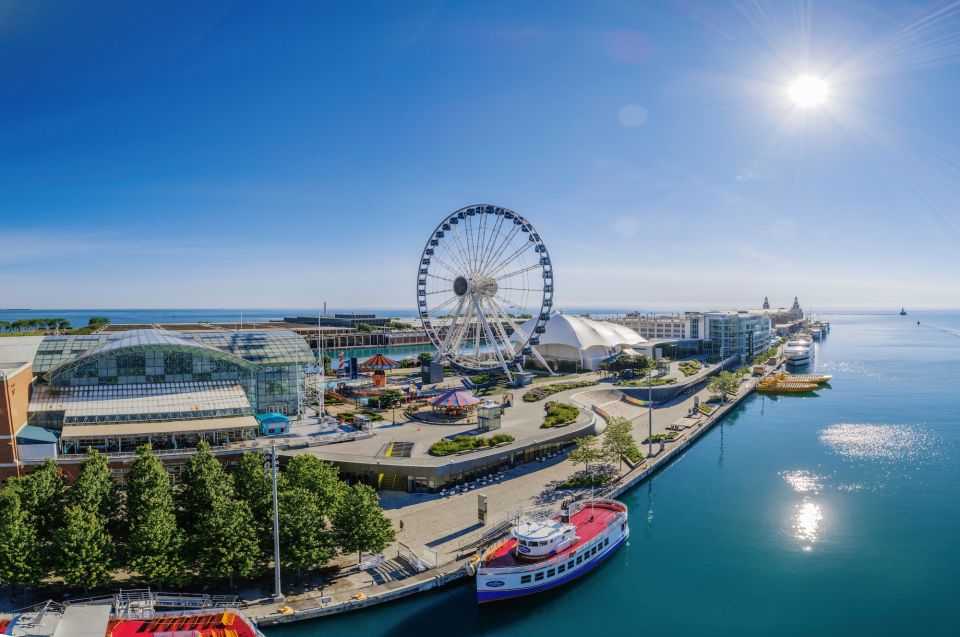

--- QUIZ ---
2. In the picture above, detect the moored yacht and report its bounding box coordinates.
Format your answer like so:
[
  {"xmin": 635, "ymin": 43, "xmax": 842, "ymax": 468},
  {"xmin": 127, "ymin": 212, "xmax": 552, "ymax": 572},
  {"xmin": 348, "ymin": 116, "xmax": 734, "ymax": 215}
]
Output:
[
  {"xmin": 784, "ymin": 339, "xmax": 813, "ymax": 366},
  {"xmin": 476, "ymin": 499, "xmax": 629, "ymax": 602}
]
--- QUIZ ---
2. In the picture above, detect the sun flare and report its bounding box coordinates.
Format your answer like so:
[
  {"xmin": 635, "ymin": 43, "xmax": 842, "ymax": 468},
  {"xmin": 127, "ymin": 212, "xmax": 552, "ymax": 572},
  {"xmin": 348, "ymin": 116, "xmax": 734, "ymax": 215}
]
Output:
[{"xmin": 788, "ymin": 75, "xmax": 829, "ymax": 107}]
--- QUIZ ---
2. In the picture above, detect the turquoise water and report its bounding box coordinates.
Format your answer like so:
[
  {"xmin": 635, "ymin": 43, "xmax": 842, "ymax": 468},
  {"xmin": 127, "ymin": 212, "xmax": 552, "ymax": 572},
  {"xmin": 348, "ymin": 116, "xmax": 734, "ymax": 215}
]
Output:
[{"xmin": 265, "ymin": 312, "xmax": 960, "ymax": 636}]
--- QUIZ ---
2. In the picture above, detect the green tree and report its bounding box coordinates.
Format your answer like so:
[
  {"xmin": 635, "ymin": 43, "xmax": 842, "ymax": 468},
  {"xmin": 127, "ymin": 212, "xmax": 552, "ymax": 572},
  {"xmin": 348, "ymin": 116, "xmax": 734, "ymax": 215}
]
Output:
[
  {"xmin": 708, "ymin": 371, "xmax": 740, "ymax": 402},
  {"xmin": 568, "ymin": 436, "xmax": 604, "ymax": 474},
  {"xmin": 54, "ymin": 504, "xmax": 114, "ymax": 593},
  {"xmin": 0, "ymin": 320, "xmax": 10, "ymax": 332},
  {"xmin": 602, "ymin": 417, "xmax": 641, "ymax": 471},
  {"xmin": 332, "ymin": 484, "xmax": 396, "ymax": 564},
  {"xmin": 72, "ymin": 448, "xmax": 116, "ymax": 521},
  {"xmin": 177, "ymin": 442, "xmax": 234, "ymax": 534},
  {"xmin": 278, "ymin": 488, "xmax": 335, "ymax": 579},
  {"xmin": 371, "ymin": 388, "xmax": 404, "ymax": 410},
  {"xmin": 417, "ymin": 352, "xmax": 434, "ymax": 364},
  {"xmin": 355, "ymin": 322, "xmax": 375, "ymax": 333},
  {"xmin": 0, "ymin": 488, "xmax": 44, "ymax": 594},
  {"xmin": 233, "ymin": 452, "xmax": 276, "ymax": 561},
  {"xmin": 195, "ymin": 498, "xmax": 260, "ymax": 589},
  {"xmin": 11, "ymin": 459, "xmax": 65, "ymax": 542},
  {"xmin": 283, "ymin": 455, "xmax": 346, "ymax": 518},
  {"xmin": 126, "ymin": 445, "xmax": 185, "ymax": 586}
]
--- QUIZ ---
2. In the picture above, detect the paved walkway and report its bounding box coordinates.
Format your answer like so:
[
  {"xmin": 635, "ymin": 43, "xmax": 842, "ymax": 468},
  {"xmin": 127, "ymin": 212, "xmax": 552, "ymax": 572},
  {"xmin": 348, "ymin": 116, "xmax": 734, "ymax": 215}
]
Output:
[{"xmin": 246, "ymin": 363, "xmax": 773, "ymax": 624}]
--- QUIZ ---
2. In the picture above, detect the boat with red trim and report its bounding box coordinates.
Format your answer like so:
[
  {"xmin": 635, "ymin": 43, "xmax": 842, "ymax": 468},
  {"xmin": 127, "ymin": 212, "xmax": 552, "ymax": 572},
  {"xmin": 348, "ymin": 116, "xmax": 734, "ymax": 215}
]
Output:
[{"xmin": 475, "ymin": 498, "xmax": 628, "ymax": 603}]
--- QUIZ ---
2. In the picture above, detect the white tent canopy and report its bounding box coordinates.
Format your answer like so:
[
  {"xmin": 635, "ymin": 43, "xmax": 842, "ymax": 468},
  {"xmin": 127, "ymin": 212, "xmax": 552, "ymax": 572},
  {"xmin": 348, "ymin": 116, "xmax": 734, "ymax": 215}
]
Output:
[{"xmin": 517, "ymin": 312, "xmax": 649, "ymax": 370}]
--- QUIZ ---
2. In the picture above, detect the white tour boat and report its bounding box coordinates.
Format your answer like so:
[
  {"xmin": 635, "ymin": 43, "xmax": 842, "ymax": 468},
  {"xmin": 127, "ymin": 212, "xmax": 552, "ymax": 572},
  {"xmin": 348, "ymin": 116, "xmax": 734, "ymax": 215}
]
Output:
[
  {"xmin": 475, "ymin": 498, "xmax": 628, "ymax": 603},
  {"xmin": 784, "ymin": 339, "xmax": 813, "ymax": 366}
]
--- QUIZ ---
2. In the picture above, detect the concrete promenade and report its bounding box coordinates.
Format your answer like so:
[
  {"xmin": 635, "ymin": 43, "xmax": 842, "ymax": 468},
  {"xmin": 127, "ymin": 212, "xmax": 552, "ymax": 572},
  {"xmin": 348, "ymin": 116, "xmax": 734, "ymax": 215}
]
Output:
[{"xmin": 248, "ymin": 364, "xmax": 776, "ymax": 627}]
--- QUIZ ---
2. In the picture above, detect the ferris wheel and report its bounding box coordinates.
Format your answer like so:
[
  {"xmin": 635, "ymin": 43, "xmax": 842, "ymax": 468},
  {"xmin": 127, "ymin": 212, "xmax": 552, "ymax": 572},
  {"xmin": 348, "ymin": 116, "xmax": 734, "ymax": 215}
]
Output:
[{"xmin": 416, "ymin": 204, "xmax": 554, "ymax": 381}]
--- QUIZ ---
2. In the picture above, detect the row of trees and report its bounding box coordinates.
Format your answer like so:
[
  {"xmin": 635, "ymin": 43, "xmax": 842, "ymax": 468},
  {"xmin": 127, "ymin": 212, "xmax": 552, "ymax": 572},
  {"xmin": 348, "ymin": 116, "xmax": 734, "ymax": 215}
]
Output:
[
  {"xmin": 0, "ymin": 317, "xmax": 109, "ymax": 334},
  {"xmin": 707, "ymin": 368, "xmax": 749, "ymax": 401},
  {"xmin": 568, "ymin": 417, "xmax": 641, "ymax": 475},
  {"xmin": 599, "ymin": 353, "xmax": 653, "ymax": 376},
  {"xmin": 0, "ymin": 444, "xmax": 394, "ymax": 595}
]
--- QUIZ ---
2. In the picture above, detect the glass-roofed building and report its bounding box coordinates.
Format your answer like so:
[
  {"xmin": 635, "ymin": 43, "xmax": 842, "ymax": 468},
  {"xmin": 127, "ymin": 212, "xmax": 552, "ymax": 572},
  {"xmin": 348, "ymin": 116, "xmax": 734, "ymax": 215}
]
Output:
[{"xmin": 27, "ymin": 328, "xmax": 314, "ymax": 457}]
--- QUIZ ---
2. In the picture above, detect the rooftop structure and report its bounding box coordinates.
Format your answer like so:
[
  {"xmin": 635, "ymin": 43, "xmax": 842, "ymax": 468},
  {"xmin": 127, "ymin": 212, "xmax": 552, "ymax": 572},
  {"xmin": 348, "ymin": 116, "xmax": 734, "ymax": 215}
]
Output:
[
  {"xmin": 517, "ymin": 312, "xmax": 648, "ymax": 371},
  {"xmin": 0, "ymin": 328, "xmax": 315, "ymax": 478}
]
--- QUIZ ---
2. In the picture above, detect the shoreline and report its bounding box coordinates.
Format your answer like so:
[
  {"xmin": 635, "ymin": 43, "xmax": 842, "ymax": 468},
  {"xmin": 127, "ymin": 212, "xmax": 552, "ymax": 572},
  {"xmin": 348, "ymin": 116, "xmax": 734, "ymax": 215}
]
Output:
[{"xmin": 252, "ymin": 366, "xmax": 771, "ymax": 627}]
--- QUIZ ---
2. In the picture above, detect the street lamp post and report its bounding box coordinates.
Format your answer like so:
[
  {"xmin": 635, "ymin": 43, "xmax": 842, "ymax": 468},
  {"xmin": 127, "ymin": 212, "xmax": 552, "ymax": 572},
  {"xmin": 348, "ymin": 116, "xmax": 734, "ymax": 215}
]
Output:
[
  {"xmin": 271, "ymin": 444, "xmax": 284, "ymax": 603},
  {"xmin": 647, "ymin": 367, "xmax": 653, "ymax": 458}
]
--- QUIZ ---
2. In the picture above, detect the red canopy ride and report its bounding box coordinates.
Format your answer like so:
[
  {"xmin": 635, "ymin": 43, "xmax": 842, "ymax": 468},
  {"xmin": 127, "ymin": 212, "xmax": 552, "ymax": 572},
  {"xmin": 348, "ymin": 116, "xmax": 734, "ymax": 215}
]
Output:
[
  {"xmin": 361, "ymin": 353, "xmax": 400, "ymax": 386},
  {"xmin": 360, "ymin": 353, "xmax": 400, "ymax": 370}
]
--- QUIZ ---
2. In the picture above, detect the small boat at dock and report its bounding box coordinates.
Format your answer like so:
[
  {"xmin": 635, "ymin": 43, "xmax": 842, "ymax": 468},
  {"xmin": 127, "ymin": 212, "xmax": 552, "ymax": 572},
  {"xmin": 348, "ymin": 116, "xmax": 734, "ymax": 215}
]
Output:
[
  {"xmin": 756, "ymin": 371, "xmax": 832, "ymax": 393},
  {"xmin": 476, "ymin": 498, "xmax": 629, "ymax": 602}
]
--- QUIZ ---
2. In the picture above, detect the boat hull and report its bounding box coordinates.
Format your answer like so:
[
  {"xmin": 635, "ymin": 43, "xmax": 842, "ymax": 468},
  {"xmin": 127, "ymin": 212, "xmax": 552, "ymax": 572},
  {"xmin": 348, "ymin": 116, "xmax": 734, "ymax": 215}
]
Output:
[{"xmin": 477, "ymin": 528, "xmax": 629, "ymax": 603}]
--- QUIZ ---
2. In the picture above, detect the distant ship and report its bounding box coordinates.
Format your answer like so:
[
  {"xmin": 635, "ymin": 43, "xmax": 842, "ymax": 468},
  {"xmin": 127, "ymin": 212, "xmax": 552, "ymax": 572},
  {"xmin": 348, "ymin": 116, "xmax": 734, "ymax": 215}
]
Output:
[
  {"xmin": 900, "ymin": 308, "xmax": 907, "ymax": 315},
  {"xmin": 475, "ymin": 499, "xmax": 629, "ymax": 602}
]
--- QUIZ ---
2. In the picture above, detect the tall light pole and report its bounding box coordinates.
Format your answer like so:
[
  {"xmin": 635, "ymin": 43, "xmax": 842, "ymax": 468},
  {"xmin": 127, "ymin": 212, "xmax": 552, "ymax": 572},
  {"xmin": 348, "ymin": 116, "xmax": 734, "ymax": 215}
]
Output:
[
  {"xmin": 271, "ymin": 444, "xmax": 284, "ymax": 603},
  {"xmin": 647, "ymin": 366, "xmax": 653, "ymax": 458}
]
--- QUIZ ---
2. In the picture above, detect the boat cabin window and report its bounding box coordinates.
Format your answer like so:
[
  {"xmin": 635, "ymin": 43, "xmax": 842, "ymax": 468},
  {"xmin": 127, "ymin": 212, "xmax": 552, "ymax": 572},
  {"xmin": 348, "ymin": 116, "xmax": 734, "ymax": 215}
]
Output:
[
  {"xmin": 591, "ymin": 546, "xmax": 598, "ymax": 555},
  {"xmin": 604, "ymin": 538, "xmax": 610, "ymax": 546},
  {"xmin": 519, "ymin": 540, "xmax": 528, "ymax": 546},
  {"xmin": 576, "ymin": 556, "xmax": 583, "ymax": 564},
  {"xmin": 535, "ymin": 572, "xmax": 544, "ymax": 581},
  {"xmin": 558, "ymin": 565, "xmax": 566, "ymax": 573},
  {"xmin": 520, "ymin": 575, "xmax": 531, "ymax": 584},
  {"xmin": 567, "ymin": 560, "xmax": 575, "ymax": 569},
  {"xmin": 547, "ymin": 569, "xmax": 555, "ymax": 577}
]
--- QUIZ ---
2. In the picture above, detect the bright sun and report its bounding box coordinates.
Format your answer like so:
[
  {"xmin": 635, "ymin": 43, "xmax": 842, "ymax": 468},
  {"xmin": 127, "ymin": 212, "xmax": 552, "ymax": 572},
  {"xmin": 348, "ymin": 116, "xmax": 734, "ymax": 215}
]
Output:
[{"xmin": 788, "ymin": 75, "xmax": 829, "ymax": 107}]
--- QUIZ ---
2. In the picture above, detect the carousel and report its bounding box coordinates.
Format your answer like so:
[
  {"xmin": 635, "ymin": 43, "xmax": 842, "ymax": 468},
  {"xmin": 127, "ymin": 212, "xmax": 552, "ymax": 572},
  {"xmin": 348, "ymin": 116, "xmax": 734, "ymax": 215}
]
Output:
[{"xmin": 428, "ymin": 388, "xmax": 481, "ymax": 419}]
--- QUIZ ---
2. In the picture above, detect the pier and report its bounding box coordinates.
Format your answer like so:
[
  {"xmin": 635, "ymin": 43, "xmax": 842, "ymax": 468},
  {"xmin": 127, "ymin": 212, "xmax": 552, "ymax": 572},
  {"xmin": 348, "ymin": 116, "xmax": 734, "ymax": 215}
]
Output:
[{"xmin": 248, "ymin": 357, "xmax": 782, "ymax": 627}]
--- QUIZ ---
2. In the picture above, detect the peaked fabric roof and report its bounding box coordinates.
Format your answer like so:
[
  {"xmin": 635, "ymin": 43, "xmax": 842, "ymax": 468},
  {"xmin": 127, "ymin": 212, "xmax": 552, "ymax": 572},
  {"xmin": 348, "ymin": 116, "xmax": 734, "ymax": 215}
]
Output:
[
  {"xmin": 516, "ymin": 312, "xmax": 647, "ymax": 350},
  {"xmin": 360, "ymin": 353, "xmax": 400, "ymax": 370},
  {"xmin": 428, "ymin": 388, "xmax": 481, "ymax": 407}
]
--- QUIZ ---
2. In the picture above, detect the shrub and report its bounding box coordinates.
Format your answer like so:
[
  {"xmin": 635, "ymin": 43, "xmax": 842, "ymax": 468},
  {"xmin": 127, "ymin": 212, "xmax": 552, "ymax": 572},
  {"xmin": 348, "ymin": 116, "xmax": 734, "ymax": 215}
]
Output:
[
  {"xmin": 641, "ymin": 432, "xmax": 678, "ymax": 444},
  {"xmin": 542, "ymin": 402, "xmax": 580, "ymax": 428},
  {"xmin": 522, "ymin": 380, "xmax": 599, "ymax": 402},
  {"xmin": 560, "ymin": 473, "xmax": 611, "ymax": 488},
  {"xmin": 678, "ymin": 360, "xmax": 702, "ymax": 377},
  {"xmin": 698, "ymin": 404, "xmax": 714, "ymax": 414},
  {"xmin": 615, "ymin": 377, "xmax": 677, "ymax": 387},
  {"xmin": 428, "ymin": 434, "xmax": 515, "ymax": 456}
]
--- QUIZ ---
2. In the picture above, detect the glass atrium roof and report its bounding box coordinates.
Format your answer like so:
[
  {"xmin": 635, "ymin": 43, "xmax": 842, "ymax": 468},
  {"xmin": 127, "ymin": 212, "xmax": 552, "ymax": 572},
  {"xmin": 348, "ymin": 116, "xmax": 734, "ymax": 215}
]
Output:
[
  {"xmin": 30, "ymin": 381, "xmax": 253, "ymax": 424},
  {"xmin": 33, "ymin": 328, "xmax": 315, "ymax": 374}
]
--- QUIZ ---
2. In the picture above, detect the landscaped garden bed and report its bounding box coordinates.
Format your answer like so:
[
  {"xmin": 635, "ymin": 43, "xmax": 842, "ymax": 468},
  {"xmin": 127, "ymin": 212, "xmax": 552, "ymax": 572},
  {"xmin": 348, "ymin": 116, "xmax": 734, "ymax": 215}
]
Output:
[
  {"xmin": 541, "ymin": 401, "xmax": 580, "ymax": 428},
  {"xmin": 641, "ymin": 432, "xmax": 679, "ymax": 444},
  {"xmin": 428, "ymin": 433, "xmax": 515, "ymax": 456},
  {"xmin": 615, "ymin": 376, "xmax": 677, "ymax": 387},
  {"xmin": 522, "ymin": 380, "xmax": 599, "ymax": 402},
  {"xmin": 678, "ymin": 360, "xmax": 702, "ymax": 377}
]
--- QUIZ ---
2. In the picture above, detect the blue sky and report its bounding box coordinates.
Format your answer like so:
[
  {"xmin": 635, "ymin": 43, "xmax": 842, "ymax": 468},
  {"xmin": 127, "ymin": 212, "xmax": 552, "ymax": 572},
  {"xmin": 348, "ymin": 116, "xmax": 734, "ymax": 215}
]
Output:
[{"xmin": 2, "ymin": 0, "xmax": 959, "ymax": 310}]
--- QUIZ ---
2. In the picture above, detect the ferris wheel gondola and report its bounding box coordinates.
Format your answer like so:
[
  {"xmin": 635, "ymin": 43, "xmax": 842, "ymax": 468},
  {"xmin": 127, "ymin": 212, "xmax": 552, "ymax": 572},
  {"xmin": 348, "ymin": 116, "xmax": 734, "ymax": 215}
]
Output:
[{"xmin": 416, "ymin": 204, "xmax": 554, "ymax": 382}]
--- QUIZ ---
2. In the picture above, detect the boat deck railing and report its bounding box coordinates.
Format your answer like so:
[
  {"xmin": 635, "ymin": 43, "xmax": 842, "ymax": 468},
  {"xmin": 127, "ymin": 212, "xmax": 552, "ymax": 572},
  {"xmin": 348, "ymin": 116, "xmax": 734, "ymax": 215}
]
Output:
[{"xmin": 478, "ymin": 510, "xmax": 627, "ymax": 575}]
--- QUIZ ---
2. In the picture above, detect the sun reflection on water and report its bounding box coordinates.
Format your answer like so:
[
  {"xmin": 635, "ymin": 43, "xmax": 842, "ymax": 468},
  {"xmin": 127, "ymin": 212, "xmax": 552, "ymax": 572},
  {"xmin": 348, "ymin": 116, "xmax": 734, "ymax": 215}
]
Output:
[{"xmin": 794, "ymin": 501, "xmax": 823, "ymax": 551}]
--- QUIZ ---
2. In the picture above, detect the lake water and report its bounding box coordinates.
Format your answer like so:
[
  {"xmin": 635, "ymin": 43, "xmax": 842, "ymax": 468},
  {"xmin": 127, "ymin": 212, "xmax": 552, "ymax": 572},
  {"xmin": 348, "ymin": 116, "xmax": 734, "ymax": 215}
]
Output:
[{"xmin": 264, "ymin": 312, "xmax": 960, "ymax": 636}]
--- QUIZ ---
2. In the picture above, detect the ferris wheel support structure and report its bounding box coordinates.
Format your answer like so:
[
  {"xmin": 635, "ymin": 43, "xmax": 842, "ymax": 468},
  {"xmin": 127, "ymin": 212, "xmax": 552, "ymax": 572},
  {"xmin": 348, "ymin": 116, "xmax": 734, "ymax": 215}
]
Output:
[{"xmin": 416, "ymin": 204, "xmax": 555, "ymax": 380}]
